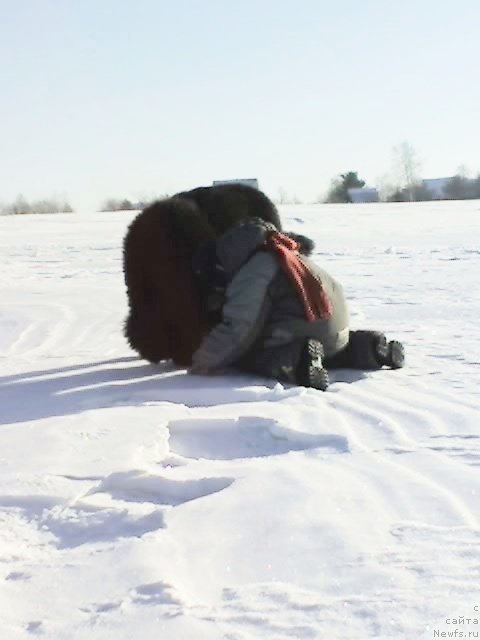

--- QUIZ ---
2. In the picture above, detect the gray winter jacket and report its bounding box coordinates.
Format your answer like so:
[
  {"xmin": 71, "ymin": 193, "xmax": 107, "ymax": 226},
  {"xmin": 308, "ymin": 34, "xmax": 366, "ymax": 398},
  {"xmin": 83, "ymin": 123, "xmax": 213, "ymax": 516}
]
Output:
[{"xmin": 190, "ymin": 220, "xmax": 349, "ymax": 373}]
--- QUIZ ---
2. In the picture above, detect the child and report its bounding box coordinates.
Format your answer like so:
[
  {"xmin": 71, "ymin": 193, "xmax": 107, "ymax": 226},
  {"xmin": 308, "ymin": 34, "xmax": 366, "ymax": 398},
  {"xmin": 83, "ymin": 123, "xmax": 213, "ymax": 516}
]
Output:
[{"xmin": 190, "ymin": 219, "xmax": 404, "ymax": 390}]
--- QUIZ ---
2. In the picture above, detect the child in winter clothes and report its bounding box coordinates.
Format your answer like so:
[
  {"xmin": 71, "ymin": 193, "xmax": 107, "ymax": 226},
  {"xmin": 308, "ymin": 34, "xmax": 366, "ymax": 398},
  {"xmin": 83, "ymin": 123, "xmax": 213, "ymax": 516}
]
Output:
[{"xmin": 190, "ymin": 219, "xmax": 404, "ymax": 390}]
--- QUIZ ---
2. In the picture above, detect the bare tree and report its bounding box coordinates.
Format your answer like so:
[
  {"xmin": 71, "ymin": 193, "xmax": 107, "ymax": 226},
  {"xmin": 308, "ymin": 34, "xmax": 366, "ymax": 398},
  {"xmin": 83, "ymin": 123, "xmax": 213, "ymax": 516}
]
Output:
[
  {"xmin": 444, "ymin": 175, "xmax": 471, "ymax": 200},
  {"xmin": 276, "ymin": 187, "xmax": 289, "ymax": 205},
  {"xmin": 99, "ymin": 198, "xmax": 135, "ymax": 212},
  {"xmin": 274, "ymin": 188, "xmax": 303, "ymax": 205},
  {"xmin": 392, "ymin": 142, "xmax": 421, "ymax": 202}
]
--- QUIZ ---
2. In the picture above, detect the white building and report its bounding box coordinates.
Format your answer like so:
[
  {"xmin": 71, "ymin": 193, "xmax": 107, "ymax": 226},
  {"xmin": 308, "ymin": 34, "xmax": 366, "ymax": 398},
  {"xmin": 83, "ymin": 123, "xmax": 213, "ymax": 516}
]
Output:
[
  {"xmin": 422, "ymin": 177, "xmax": 453, "ymax": 200},
  {"xmin": 347, "ymin": 187, "xmax": 379, "ymax": 203},
  {"xmin": 213, "ymin": 179, "xmax": 259, "ymax": 189}
]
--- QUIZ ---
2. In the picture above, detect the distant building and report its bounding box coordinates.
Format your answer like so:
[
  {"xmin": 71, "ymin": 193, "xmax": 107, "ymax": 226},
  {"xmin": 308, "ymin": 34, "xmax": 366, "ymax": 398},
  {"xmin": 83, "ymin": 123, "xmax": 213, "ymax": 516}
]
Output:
[
  {"xmin": 347, "ymin": 187, "xmax": 379, "ymax": 203},
  {"xmin": 213, "ymin": 178, "xmax": 259, "ymax": 189},
  {"xmin": 422, "ymin": 177, "xmax": 453, "ymax": 200}
]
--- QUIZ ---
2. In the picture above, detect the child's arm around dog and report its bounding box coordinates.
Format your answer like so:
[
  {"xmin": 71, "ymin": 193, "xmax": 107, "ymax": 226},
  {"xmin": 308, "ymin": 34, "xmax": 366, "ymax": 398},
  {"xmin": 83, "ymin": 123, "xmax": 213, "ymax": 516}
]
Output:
[{"xmin": 190, "ymin": 247, "xmax": 277, "ymax": 374}]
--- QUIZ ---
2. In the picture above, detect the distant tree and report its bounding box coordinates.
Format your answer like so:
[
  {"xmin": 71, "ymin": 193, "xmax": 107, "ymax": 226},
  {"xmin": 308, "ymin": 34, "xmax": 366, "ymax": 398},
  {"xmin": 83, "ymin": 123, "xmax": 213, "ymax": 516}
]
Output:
[
  {"xmin": 392, "ymin": 142, "xmax": 421, "ymax": 202},
  {"xmin": 470, "ymin": 174, "xmax": 480, "ymax": 199},
  {"xmin": 275, "ymin": 188, "xmax": 303, "ymax": 205},
  {"xmin": 386, "ymin": 182, "xmax": 432, "ymax": 202},
  {"xmin": 11, "ymin": 195, "xmax": 32, "ymax": 215},
  {"xmin": 32, "ymin": 198, "xmax": 73, "ymax": 213},
  {"xmin": 0, "ymin": 195, "xmax": 73, "ymax": 215},
  {"xmin": 444, "ymin": 175, "xmax": 471, "ymax": 200},
  {"xmin": 60, "ymin": 201, "xmax": 74, "ymax": 213},
  {"xmin": 100, "ymin": 198, "xmax": 135, "ymax": 212},
  {"xmin": 442, "ymin": 171, "xmax": 480, "ymax": 200},
  {"xmin": 411, "ymin": 182, "xmax": 433, "ymax": 201},
  {"xmin": 119, "ymin": 199, "xmax": 135, "ymax": 210},
  {"xmin": 276, "ymin": 187, "xmax": 289, "ymax": 205},
  {"xmin": 325, "ymin": 171, "xmax": 366, "ymax": 203}
]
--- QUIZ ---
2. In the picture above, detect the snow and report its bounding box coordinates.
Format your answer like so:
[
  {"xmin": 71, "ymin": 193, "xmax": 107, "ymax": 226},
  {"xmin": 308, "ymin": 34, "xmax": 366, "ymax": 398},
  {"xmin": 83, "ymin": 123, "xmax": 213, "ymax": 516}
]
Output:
[{"xmin": 0, "ymin": 201, "xmax": 479, "ymax": 639}]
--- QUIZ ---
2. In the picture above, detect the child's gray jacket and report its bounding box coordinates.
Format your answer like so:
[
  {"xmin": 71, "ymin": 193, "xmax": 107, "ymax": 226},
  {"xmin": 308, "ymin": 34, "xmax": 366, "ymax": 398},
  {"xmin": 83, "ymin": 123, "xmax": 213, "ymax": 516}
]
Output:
[{"xmin": 190, "ymin": 220, "xmax": 349, "ymax": 373}]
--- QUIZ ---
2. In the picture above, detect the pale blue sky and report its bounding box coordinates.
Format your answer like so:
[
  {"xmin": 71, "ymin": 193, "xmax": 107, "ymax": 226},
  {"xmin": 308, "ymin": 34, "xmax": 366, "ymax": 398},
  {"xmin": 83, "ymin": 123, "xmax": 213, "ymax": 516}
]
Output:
[{"xmin": 1, "ymin": 0, "xmax": 479, "ymax": 209}]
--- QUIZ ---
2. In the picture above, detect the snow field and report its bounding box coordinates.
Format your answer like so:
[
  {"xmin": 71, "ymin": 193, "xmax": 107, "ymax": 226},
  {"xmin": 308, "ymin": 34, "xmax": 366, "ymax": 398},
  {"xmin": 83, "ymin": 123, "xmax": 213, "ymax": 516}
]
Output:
[{"xmin": 0, "ymin": 202, "xmax": 479, "ymax": 639}]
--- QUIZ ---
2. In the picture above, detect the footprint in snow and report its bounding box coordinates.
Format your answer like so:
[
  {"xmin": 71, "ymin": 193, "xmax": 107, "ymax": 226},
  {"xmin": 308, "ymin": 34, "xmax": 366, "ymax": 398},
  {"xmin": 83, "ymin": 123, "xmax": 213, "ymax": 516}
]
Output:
[
  {"xmin": 80, "ymin": 600, "xmax": 122, "ymax": 615},
  {"xmin": 167, "ymin": 416, "xmax": 349, "ymax": 461},
  {"xmin": 82, "ymin": 582, "xmax": 183, "ymax": 622},
  {"xmin": 0, "ymin": 493, "xmax": 166, "ymax": 549},
  {"xmin": 42, "ymin": 503, "xmax": 165, "ymax": 549},
  {"xmin": 131, "ymin": 581, "xmax": 183, "ymax": 607},
  {"xmin": 26, "ymin": 621, "xmax": 43, "ymax": 634},
  {"xmin": 87, "ymin": 470, "xmax": 234, "ymax": 506},
  {"xmin": 6, "ymin": 571, "xmax": 31, "ymax": 581}
]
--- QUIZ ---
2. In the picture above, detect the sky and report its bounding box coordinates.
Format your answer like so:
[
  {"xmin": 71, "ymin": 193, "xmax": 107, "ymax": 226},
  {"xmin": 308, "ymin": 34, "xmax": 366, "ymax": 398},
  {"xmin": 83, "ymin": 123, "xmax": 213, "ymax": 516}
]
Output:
[{"xmin": 1, "ymin": 0, "xmax": 479, "ymax": 210}]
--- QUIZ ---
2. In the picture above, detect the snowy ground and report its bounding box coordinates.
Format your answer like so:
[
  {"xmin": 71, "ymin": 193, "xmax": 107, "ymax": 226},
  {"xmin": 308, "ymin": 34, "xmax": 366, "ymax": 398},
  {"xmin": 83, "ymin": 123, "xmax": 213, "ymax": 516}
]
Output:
[{"xmin": 0, "ymin": 201, "xmax": 479, "ymax": 640}]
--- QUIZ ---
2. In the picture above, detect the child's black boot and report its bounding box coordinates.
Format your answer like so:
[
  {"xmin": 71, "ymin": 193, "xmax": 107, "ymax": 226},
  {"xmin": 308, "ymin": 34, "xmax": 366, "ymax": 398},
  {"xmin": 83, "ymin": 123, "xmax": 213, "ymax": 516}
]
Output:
[
  {"xmin": 349, "ymin": 330, "xmax": 405, "ymax": 370},
  {"xmin": 297, "ymin": 339, "xmax": 329, "ymax": 391},
  {"xmin": 376, "ymin": 338, "xmax": 405, "ymax": 369}
]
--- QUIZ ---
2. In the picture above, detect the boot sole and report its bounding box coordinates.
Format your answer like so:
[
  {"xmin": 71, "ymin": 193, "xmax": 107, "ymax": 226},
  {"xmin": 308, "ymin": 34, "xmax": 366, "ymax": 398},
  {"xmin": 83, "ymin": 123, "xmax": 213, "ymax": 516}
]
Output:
[
  {"xmin": 388, "ymin": 341, "xmax": 405, "ymax": 369},
  {"xmin": 376, "ymin": 339, "xmax": 405, "ymax": 369},
  {"xmin": 307, "ymin": 340, "xmax": 329, "ymax": 391}
]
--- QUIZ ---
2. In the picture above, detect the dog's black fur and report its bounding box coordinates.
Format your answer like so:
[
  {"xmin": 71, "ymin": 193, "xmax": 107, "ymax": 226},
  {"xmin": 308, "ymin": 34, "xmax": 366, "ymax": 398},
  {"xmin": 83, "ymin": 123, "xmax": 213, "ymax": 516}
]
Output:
[{"xmin": 174, "ymin": 184, "xmax": 282, "ymax": 234}]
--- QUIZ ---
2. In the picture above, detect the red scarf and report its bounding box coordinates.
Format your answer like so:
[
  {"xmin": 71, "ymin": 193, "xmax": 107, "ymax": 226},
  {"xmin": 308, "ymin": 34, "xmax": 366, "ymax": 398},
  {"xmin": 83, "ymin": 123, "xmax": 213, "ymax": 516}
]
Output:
[{"xmin": 264, "ymin": 231, "xmax": 333, "ymax": 321}]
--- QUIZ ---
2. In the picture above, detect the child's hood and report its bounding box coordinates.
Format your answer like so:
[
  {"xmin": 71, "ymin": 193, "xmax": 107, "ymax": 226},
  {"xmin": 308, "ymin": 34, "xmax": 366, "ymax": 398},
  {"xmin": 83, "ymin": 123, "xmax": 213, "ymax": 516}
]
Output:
[{"xmin": 215, "ymin": 218, "xmax": 277, "ymax": 275}]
